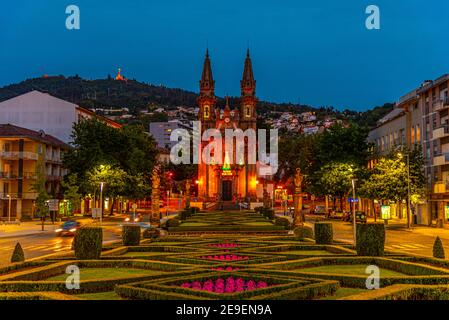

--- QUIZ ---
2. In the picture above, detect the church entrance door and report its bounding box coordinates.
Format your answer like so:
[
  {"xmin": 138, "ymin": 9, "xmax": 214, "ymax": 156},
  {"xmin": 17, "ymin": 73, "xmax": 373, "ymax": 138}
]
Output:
[{"xmin": 222, "ymin": 180, "xmax": 232, "ymax": 201}]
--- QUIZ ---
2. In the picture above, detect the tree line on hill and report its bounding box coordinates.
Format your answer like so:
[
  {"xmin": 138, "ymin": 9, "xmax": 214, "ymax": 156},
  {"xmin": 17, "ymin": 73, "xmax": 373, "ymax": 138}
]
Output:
[{"xmin": 0, "ymin": 75, "xmax": 393, "ymax": 128}]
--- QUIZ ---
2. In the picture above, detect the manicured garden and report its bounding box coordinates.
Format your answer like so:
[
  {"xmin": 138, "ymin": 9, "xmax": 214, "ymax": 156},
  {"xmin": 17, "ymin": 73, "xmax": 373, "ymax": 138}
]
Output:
[{"xmin": 2, "ymin": 210, "xmax": 449, "ymax": 300}]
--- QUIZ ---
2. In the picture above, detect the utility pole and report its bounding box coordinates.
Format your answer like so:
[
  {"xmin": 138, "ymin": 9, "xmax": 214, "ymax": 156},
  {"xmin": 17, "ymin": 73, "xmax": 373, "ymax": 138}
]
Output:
[
  {"xmin": 406, "ymin": 153, "xmax": 411, "ymax": 228},
  {"xmin": 351, "ymin": 178, "xmax": 358, "ymax": 247},
  {"xmin": 99, "ymin": 182, "xmax": 104, "ymax": 226},
  {"xmin": 7, "ymin": 194, "xmax": 11, "ymax": 222}
]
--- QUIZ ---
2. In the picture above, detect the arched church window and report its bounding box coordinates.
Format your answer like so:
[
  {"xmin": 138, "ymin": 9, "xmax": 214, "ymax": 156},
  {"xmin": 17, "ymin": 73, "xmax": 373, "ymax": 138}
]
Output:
[{"xmin": 204, "ymin": 105, "xmax": 210, "ymax": 118}]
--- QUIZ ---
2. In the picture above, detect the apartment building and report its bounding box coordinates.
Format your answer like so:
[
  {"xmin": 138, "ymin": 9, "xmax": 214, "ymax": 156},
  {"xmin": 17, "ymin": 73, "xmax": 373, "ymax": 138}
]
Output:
[
  {"xmin": 367, "ymin": 101, "xmax": 423, "ymax": 222},
  {"xmin": 368, "ymin": 74, "xmax": 449, "ymax": 226},
  {"xmin": 0, "ymin": 90, "xmax": 121, "ymax": 144},
  {"xmin": 0, "ymin": 124, "xmax": 69, "ymax": 220},
  {"xmin": 420, "ymin": 74, "xmax": 449, "ymax": 227},
  {"xmin": 149, "ymin": 120, "xmax": 193, "ymax": 149}
]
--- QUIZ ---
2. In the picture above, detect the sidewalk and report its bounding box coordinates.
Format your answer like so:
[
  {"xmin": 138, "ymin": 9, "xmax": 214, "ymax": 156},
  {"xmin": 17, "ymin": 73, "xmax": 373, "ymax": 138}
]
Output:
[
  {"xmin": 0, "ymin": 217, "xmax": 122, "ymax": 239},
  {"xmin": 0, "ymin": 221, "xmax": 61, "ymax": 239}
]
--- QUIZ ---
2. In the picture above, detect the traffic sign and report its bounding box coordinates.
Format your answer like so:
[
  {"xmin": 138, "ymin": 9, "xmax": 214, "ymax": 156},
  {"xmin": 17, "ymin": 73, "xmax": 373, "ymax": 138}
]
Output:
[{"xmin": 47, "ymin": 199, "xmax": 59, "ymax": 211}]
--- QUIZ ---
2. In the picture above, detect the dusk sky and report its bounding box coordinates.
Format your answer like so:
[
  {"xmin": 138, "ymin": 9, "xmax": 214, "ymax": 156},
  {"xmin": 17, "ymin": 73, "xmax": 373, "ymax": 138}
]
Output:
[{"xmin": 1, "ymin": 0, "xmax": 449, "ymax": 111}]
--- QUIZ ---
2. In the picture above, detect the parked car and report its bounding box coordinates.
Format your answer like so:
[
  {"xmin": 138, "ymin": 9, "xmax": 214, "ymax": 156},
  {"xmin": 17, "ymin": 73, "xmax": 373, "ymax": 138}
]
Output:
[
  {"xmin": 330, "ymin": 211, "xmax": 345, "ymax": 220},
  {"xmin": 343, "ymin": 211, "xmax": 367, "ymax": 223},
  {"xmin": 313, "ymin": 205, "xmax": 326, "ymax": 215},
  {"xmin": 55, "ymin": 220, "xmax": 80, "ymax": 237}
]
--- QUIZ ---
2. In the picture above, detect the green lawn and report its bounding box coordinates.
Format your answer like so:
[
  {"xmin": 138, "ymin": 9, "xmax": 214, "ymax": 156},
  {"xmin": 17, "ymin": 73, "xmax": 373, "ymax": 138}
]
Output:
[
  {"xmin": 46, "ymin": 268, "xmax": 165, "ymax": 281},
  {"xmin": 319, "ymin": 288, "xmax": 367, "ymax": 300},
  {"xmin": 241, "ymin": 222, "xmax": 275, "ymax": 226},
  {"xmin": 286, "ymin": 250, "xmax": 334, "ymax": 256},
  {"xmin": 76, "ymin": 291, "xmax": 124, "ymax": 300},
  {"xmin": 298, "ymin": 264, "xmax": 406, "ymax": 276},
  {"xmin": 148, "ymin": 242, "xmax": 188, "ymax": 246},
  {"xmin": 179, "ymin": 222, "xmax": 211, "ymax": 227},
  {"xmin": 122, "ymin": 252, "xmax": 174, "ymax": 257}
]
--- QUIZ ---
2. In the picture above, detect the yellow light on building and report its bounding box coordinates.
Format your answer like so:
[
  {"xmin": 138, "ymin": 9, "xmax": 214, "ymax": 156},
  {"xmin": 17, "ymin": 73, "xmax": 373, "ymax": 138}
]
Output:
[
  {"xmin": 445, "ymin": 205, "xmax": 449, "ymax": 220},
  {"xmin": 381, "ymin": 205, "xmax": 391, "ymax": 220}
]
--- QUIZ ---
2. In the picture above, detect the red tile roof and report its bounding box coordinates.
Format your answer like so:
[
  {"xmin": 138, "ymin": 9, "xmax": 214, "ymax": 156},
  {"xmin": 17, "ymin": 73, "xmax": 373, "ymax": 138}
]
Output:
[{"xmin": 0, "ymin": 124, "xmax": 70, "ymax": 148}]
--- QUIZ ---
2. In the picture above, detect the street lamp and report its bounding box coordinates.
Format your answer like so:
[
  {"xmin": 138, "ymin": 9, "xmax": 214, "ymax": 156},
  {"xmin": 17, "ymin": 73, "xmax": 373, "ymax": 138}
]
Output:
[
  {"xmin": 99, "ymin": 181, "xmax": 104, "ymax": 225},
  {"xmin": 7, "ymin": 194, "xmax": 11, "ymax": 222},
  {"xmin": 398, "ymin": 152, "xmax": 411, "ymax": 228},
  {"xmin": 351, "ymin": 178, "xmax": 357, "ymax": 247}
]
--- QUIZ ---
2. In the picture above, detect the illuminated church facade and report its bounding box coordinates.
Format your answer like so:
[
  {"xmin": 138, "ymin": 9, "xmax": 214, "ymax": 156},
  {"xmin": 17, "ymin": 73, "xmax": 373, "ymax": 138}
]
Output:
[{"xmin": 197, "ymin": 50, "xmax": 259, "ymax": 203}]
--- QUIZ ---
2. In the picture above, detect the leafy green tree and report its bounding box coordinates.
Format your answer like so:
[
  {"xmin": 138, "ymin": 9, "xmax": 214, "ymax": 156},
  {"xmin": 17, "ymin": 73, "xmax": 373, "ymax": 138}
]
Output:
[
  {"xmin": 315, "ymin": 162, "xmax": 356, "ymax": 211},
  {"xmin": 315, "ymin": 123, "xmax": 372, "ymax": 168},
  {"xmin": 61, "ymin": 174, "xmax": 82, "ymax": 215},
  {"xmin": 87, "ymin": 164, "xmax": 128, "ymax": 216},
  {"xmin": 359, "ymin": 158, "xmax": 407, "ymax": 202},
  {"xmin": 63, "ymin": 118, "xmax": 158, "ymax": 214},
  {"xmin": 277, "ymin": 134, "xmax": 318, "ymax": 189}
]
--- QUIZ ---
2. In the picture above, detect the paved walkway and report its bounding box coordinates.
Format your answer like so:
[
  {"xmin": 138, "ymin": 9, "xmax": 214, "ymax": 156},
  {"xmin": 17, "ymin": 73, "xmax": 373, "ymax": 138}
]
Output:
[{"xmin": 306, "ymin": 215, "xmax": 449, "ymax": 258}]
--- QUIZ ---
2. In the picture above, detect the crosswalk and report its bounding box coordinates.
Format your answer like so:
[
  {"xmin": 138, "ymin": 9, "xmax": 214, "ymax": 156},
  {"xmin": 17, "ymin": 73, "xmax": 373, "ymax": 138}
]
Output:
[
  {"xmin": 0, "ymin": 244, "xmax": 71, "ymax": 253},
  {"xmin": 385, "ymin": 243, "xmax": 432, "ymax": 251}
]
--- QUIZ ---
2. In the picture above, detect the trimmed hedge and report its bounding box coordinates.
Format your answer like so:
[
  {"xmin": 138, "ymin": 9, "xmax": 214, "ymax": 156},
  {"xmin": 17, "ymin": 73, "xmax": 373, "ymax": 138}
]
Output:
[
  {"xmin": 356, "ymin": 223, "xmax": 385, "ymax": 256},
  {"xmin": 11, "ymin": 243, "xmax": 25, "ymax": 263},
  {"xmin": 166, "ymin": 219, "xmax": 180, "ymax": 228},
  {"xmin": 116, "ymin": 271, "xmax": 339, "ymax": 300},
  {"xmin": 0, "ymin": 292, "xmax": 81, "ymax": 300},
  {"xmin": 142, "ymin": 228, "xmax": 161, "ymax": 239},
  {"xmin": 433, "ymin": 237, "xmax": 445, "ymax": 259},
  {"xmin": 341, "ymin": 284, "xmax": 449, "ymax": 300},
  {"xmin": 260, "ymin": 208, "xmax": 275, "ymax": 220},
  {"xmin": 314, "ymin": 223, "xmax": 333, "ymax": 244},
  {"xmin": 294, "ymin": 226, "xmax": 314, "ymax": 240},
  {"xmin": 74, "ymin": 227, "xmax": 103, "ymax": 260},
  {"xmin": 122, "ymin": 225, "xmax": 141, "ymax": 246},
  {"xmin": 275, "ymin": 216, "xmax": 291, "ymax": 229}
]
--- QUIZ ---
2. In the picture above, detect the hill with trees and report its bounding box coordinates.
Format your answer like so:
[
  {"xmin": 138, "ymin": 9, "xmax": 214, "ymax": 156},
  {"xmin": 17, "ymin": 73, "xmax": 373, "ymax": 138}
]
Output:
[{"xmin": 0, "ymin": 75, "xmax": 393, "ymax": 128}]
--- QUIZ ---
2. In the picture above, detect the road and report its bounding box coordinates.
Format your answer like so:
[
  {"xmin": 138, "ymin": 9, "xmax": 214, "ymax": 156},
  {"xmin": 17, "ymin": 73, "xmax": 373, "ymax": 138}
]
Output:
[
  {"xmin": 306, "ymin": 216, "xmax": 449, "ymax": 258},
  {"xmin": 0, "ymin": 221, "xmax": 122, "ymax": 266}
]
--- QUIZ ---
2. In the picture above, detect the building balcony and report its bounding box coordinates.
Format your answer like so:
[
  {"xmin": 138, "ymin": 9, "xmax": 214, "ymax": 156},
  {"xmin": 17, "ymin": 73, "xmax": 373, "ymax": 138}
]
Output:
[
  {"xmin": 433, "ymin": 125, "xmax": 449, "ymax": 139},
  {"xmin": 47, "ymin": 174, "xmax": 62, "ymax": 181},
  {"xmin": 433, "ymin": 98, "xmax": 449, "ymax": 112},
  {"xmin": 45, "ymin": 155, "xmax": 62, "ymax": 163},
  {"xmin": 0, "ymin": 172, "xmax": 19, "ymax": 179},
  {"xmin": 0, "ymin": 192, "xmax": 38, "ymax": 200},
  {"xmin": 0, "ymin": 171, "xmax": 37, "ymax": 179},
  {"xmin": 434, "ymin": 181, "xmax": 449, "ymax": 194},
  {"xmin": 433, "ymin": 153, "xmax": 449, "ymax": 166},
  {"xmin": 0, "ymin": 151, "xmax": 38, "ymax": 160}
]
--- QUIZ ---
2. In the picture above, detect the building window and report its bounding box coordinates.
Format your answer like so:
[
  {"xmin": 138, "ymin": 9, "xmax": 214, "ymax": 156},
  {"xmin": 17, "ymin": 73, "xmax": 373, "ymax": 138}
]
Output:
[
  {"xmin": 411, "ymin": 126, "xmax": 415, "ymax": 144},
  {"xmin": 204, "ymin": 106, "xmax": 210, "ymax": 119},
  {"xmin": 416, "ymin": 124, "xmax": 421, "ymax": 143}
]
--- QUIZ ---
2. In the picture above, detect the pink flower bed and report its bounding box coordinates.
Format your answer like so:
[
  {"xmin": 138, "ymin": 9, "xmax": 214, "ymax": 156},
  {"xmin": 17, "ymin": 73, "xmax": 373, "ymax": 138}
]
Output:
[
  {"xmin": 200, "ymin": 254, "xmax": 249, "ymax": 261},
  {"xmin": 208, "ymin": 243, "xmax": 240, "ymax": 248},
  {"xmin": 211, "ymin": 266, "xmax": 240, "ymax": 271},
  {"xmin": 180, "ymin": 277, "xmax": 270, "ymax": 293}
]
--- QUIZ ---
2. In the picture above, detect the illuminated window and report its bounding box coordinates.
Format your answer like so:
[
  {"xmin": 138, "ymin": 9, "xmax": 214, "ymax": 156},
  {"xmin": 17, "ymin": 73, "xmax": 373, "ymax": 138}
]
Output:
[
  {"xmin": 204, "ymin": 105, "xmax": 210, "ymax": 119},
  {"xmin": 245, "ymin": 106, "xmax": 250, "ymax": 117},
  {"xmin": 416, "ymin": 124, "xmax": 421, "ymax": 143}
]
